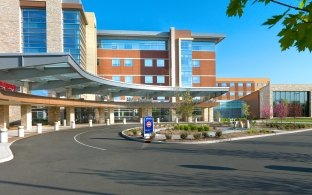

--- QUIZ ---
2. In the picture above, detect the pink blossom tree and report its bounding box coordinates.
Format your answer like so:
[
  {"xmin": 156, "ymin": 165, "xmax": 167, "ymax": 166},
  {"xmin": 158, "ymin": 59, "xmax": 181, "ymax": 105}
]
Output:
[
  {"xmin": 274, "ymin": 101, "xmax": 289, "ymax": 122},
  {"xmin": 261, "ymin": 105, "xmax": 272, "ymax": 124}
]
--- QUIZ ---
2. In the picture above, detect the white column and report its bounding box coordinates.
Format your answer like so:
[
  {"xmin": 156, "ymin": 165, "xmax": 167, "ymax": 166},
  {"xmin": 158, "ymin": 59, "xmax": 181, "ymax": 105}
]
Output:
[
  {"xmin": 202, "ymin": 108, "xmax": 209, "ymax": 122},
  {"xmin": 99, "ymin": 107, "xmax": 105, "ymax": 124},
  {"xmin": 0, "ymin": 105, "xmax": 9, "ymax": 129},
  {"xmin": 66, "ymin": 107, "xmax": 75, "ymax": 126},
  {"xmin": 108, "ymin": 107, "xmax": 115, "ymax": 125},
  {"xmin": 21, "ymin": 105, "xmax": 32, "ymax": 131},
  {"xmin": 37, "ymin": 123, "xmax": 42, "ymax": 134},
  {"xmin": 208, "ymin": 107, "xmax": 214, "ymax": 123}
]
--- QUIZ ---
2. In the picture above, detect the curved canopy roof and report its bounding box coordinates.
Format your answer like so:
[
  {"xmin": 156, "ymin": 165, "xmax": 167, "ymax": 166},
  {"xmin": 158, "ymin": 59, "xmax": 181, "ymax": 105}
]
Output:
[{"xmin": 0, "ymin": 54, "xmax": 228, "ymax": 98}]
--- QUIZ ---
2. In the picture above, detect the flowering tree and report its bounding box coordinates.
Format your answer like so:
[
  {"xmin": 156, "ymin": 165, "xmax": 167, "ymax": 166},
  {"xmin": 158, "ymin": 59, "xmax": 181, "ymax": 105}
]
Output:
[
  {"xmin": 274, "ymin": 101, "xmax": 289, "ymax": 122},
  {"xmin": 261, "ymin": 105, "xmax": 272, "ymax": 124},
  {"xmin": 288, "ymin": 103, "xmax": 302, "ymax": 124}
]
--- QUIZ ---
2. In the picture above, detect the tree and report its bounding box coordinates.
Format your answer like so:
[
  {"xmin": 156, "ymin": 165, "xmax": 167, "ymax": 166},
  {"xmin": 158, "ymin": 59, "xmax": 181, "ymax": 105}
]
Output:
[
  {"xmin": 261, "ymin": 105, "xmax": 272, "ymax": 124},
  {"xmin": 176, "ymin": 90, "xmax": 195, "ymax": 122},
  {"xmin": 274, "ymin": 101, "xmax": 289, "ymax": 122},
  {"xmin": 226, "ymin": 0, "xmax": 312, "ymax": 52},
  {"xmin": 288, "ymin": 103, "xmax": 302, "ymax": 124},
  {"xmin": 242, "ymin": 103, "xmax": 250, "ymax": 119}
]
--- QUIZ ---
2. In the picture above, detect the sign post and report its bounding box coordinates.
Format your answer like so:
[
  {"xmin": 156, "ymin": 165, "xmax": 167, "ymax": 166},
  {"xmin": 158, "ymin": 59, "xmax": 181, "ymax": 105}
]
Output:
[{"xmin": 143, "ymin": 116, "xmax": 154, "ymax": 140}]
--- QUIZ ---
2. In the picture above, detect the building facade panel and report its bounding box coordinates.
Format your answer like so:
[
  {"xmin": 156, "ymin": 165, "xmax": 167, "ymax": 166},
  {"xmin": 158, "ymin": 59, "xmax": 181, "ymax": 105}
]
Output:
[
  {"xmin": 46, "ymin": 0, "xmax": 63, "ymax": 52},
  {"xmin": 0, "ymin": 0, "xmax": 21, "ymax": 53}
]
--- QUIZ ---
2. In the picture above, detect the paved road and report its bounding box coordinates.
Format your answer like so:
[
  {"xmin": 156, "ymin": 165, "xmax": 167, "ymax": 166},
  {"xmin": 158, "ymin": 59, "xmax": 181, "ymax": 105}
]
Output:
[{"xmin": 0, "ymin": 125, "xmax": 311, "ymax": 195}]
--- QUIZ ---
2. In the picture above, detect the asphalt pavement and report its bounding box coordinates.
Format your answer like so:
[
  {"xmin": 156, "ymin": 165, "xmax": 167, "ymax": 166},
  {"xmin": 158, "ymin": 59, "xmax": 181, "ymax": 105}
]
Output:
[{"xmin": 0, "ymin": 124, "xmax": 311, "ymax": 194}]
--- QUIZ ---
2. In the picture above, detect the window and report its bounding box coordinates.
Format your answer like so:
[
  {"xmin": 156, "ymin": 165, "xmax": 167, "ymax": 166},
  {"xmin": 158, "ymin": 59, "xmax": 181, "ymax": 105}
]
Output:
[
  {"xmin": 157, "ymin": 59, "xmax": 165, "ymax": 67},
  {"xmin": 192, "ymin": 41, "xmax": 215, "ymax": 51},
  {"xmin": 192, "ymin": 76, "xmax": 200, "ymax": 84},
  {"xmin": 124, "ymin": 59, "xmax": 133, "ymax": 67},
  {"xmin": 112, "ymin": 76, "xmax": 120, "ymax": 82},
  {"xmin": 246, "ymin": 83, "xmax": 252, "ymax": 87},
  {"xmin": 112, "ymin": 59, "xmax": 120, "ymax": 66},
  {"xmin": 238, "ymin": 83, "xmax": 243, "ymax": 87},
  {"xmin": 192, "ymin": 60, "xmax": 200, "ymax": 67},
  {"xmin": 22, "ymin": 9, "xmax": 47, "ymax": 53},
  {"xmin": 98, "ymin": 39, "xmax": 167, "ymax": 50},
  {"xmin": 216, "ymin": 83, "xmax": 219, "ymax": 87},
  {"xmin": 63, "ymin": 10, "xmax": 82, "ymax": 64},
  {"xmin": 157, "ymin": 76, "xmax": 165, "ymax": 84},
  {"xmin": 230, "ymin": 92, "xmax": 235, "ymax": 96},
  {"xmin": 221, "ymin": 83, "xmax": 227, "ymax": 87},
  {"xmin": 238, "ymin": 92, "xmax": 243, "ymax": 96},
  {"xmin": 180, "ymin": 40, "xmax": 193, "ymax": 87},
  {"xmin": 145, "ymin": 76, "xmax": 153, "ymax": 84},
  {"xmin": 125, "ymin": 76, "xmax": 133, "ymax": 83},
  {"xmin": 230, "ymin": 82, "xmax": 235, "ymax": 87},
  {"xmin": 144, "ymin": 59, "xmax": 153, "ymax": 67},
  {"xmin": 157, "ymin": 96, "xmax": 165, "ymax": 100}
]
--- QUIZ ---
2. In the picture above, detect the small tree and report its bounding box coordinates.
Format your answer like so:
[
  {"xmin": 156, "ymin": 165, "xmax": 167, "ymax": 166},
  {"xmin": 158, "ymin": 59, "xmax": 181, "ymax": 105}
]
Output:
[
  {"xmin": 242, "ymin": 103, "xmax": 250, "ymax": 120},
  {"xmin": 176, "ymin": 90, "xmax": 194, "ymax": 122},
  {"xmin": 274, "ymin": 101, "xmax": 289, "ymax": 122},
  {"xmin": 288, "ymin": 103, "xmax": 302, "ymax": 124},
  {"xmin": 261, "ymin": 105, "xmax": 272, "ymax": 124}
]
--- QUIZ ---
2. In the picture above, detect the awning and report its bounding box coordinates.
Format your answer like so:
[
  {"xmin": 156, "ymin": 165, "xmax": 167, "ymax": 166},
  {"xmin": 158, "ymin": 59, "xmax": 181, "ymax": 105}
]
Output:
[{"xmin": 0, "ymin": 53, "xmax": 229, "ymax": 98}]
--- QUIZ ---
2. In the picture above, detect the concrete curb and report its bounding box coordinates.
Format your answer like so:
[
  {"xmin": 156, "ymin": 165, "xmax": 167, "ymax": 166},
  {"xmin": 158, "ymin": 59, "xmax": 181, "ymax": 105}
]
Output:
[
  {"xmin": 0, "ymin": 143, "xmax": 14, "ymax": 163},
  {"xmin": 121, "ymin": 128, "xmax": 312, "ymax": 145}
]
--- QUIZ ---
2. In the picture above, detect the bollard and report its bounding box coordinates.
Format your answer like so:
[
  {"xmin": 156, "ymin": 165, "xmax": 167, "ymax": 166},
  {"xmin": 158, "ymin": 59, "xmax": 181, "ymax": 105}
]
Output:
[
  {"xmin": 140, "ymin": 118, "xmax": 143, "ymax": 124},
  {"xmin": 157, "ymin": 118, "xmax": 160, "ymax": 124},
  {"xmin": 106, "ymin": 119, "xmax": 110, "ymax": 126},
  {"xmin": 58, "ymin": 121, "xmax": 61, "ymax": 126},
  {"xmin": 175, "ymin": 118, "xmax": 179, "ymax": 123},
  {"xmin": 0, "ymin": 128, "xmax": 8, "ymax": 143},
  {"xmin": 246, "ymin": 120, "xmax": 250, "ymax": 129},
  {"xmin": 123, "ymin": 118, "xmax": 126, "ymax": 125},
  {"xmin": 195, "ymin": 118, "xmax": 198, "ymax": 124},
  {"xmin": 71, "ymin": 121, "xmax": 76, "ymax": 129},
  {"xmin": 54, "ymin": 122, "xmax": 59, "ymax": 131},
  {"xmin": 37, "ymin": 123, "xmax": 42, "ymax": 134},
  {"xmin": 89, "ymin": 119, "xmax": 93, "ymax": 127},
  {"xmin": 63, "ymin": 119, "xmax": 67, "ymax": 127},
  {"xmin": 18, "ymin": 126, "xmax": 25, "ymax": 137}
]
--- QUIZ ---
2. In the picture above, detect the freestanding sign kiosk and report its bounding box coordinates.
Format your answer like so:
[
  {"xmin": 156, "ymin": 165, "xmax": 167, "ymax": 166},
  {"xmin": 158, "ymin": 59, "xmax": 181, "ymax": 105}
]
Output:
[{"xmin": 143, "ymin": 116, "xmax": 154, "ymax": 140}]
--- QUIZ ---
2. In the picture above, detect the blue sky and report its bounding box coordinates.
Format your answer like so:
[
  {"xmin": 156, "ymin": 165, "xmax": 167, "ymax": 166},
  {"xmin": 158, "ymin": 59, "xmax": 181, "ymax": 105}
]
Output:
[{"xmin": 82, "ymin": 0, "xmax": 312, "ymax": 84}]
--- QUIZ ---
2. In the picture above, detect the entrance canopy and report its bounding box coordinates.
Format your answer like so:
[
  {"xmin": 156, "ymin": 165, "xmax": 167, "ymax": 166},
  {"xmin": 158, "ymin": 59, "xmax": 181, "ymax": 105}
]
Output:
[{"xmin": 0, "ymin": 54, "xmax": 229, "ymax": 98}]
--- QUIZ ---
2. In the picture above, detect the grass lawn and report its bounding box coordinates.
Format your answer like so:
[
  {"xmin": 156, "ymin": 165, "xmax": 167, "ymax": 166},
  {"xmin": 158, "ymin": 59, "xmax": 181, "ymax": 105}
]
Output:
[{"xmin": 267, "ymin": 117, "xmax": 312, "ymax": 123}]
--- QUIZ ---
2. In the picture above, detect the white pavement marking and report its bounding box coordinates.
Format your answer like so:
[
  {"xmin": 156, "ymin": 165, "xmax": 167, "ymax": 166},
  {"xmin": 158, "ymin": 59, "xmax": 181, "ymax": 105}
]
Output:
[{"xmin": 74, "ymin": 131, "xmax": 107, "ymax": 151}]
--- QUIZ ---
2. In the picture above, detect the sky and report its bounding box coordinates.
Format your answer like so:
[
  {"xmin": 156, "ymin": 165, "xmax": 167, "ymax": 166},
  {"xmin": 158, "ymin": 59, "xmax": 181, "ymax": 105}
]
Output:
[{"xmin": 82, "ymin": 0, "xmax": 312, "ymax": 84}]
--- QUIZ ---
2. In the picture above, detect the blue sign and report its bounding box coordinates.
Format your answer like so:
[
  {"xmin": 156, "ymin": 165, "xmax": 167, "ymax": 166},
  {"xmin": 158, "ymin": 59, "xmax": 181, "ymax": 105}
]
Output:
[{"xmin": 143, "ymin": 116, "xmax": 154, "ymax": 137}]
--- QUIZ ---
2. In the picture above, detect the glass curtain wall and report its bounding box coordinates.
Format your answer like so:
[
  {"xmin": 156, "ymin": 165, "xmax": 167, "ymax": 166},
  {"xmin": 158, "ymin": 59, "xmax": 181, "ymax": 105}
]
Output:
[
  {"xmin": 63, "ymin": 10, "xmax": 86, "ymax": 67},
  {"xmin": 273, "ymin": 91, "xmax": 310, "ymax": 117},
  {"xmin": 22, "ymin": 9, "xmax": 47, "ymax": 53},
  {"xmin": 214, "ymin": 100, "xmax": 244, "ymax": 118},
  {"xmin": 180, "ymin": 40, "xmax": 193, "ymax": 87}
]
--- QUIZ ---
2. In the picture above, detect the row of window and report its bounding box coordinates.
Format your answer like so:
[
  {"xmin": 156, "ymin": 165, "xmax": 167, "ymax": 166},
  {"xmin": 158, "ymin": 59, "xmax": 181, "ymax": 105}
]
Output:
[
  {"xmin": 218, "ymin": 82, "xmax": 253, "ymax": 87},
  {"xmin": 111, "ymin": 59, "xmax": 165, "ymax": 67},
  {"xmin": 222, "ymin": 92, "xmax": 252, "ymax": 97},
  {"xmin": 110, "ymin": 75, "xmax": 201, "ymax": 84},
  {"xmin": 98, "ymin": 39, "xmax": 167, "ymax": 51},
  {"xmin": 218, "ymin": 82, "xmax": 268, "ymax": 87}
]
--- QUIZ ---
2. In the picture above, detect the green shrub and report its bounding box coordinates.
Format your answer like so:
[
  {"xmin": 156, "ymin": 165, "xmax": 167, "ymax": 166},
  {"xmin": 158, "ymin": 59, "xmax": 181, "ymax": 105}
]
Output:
[
  {"xmin": 259, "ymin": 129, "xmax": 270, "ymax": 134},
  {"xmin": 247, "ymin": 129, "xmax": 258, "ymax": 134},
  {"xmin": 165, "ymin": 133, "xmax": 172, "ymax": 140},
  {"xmin": 215, "ymin": 130, "xmax": 222, "ymax": 138},
  {"xmin": 203, "ymin": 125, "xmax": 210, "ymax": 131},
  {"xmin": 190, "ymin": 124, "xmax": 197, "ymax": 131},
  {"xmin": 174, "ymin": 125, "xmax": 179, "ymax": 130},
  {"xmin": 202, "ymin": 132, "xmax": 209, "ymax": 138},
  {"xmin": 184, "ymin": 125, "xmax": 190, "ymax": 131},
  {"xmin": 131, "ymin": 129, "xmax": 139, "ymax": 135},
  {"xmin": 193, "ymin": 133, "xmax": 201, "ymax": 140},
  {"xmin": 179, "ymin": 125, "xmax": 184, "ymax": 130},
  {"xmin": 127, "ymin": 131, "xmax": 134, "ymax": 136},
  {"xmin": 180, "ymin": 132, "xmax": 188, "ymax": 139},
  {"xmin": 197, "ymin": 126, "xmax": 204, "ymax": 132}
]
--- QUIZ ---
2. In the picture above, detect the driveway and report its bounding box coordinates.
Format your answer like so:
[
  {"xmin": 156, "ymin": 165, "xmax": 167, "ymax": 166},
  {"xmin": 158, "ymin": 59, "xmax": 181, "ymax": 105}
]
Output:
[{"xmin": 0, "ymin": 125, "xmax": 311, "ymax": 194}]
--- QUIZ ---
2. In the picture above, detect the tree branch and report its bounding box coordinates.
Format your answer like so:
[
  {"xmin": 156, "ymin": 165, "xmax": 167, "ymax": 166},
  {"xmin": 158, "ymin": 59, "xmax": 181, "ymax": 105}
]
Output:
[{"xmin": 270, "ymin": 0, "xmax": 309, "ymax": 12}]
